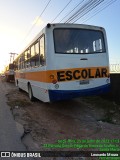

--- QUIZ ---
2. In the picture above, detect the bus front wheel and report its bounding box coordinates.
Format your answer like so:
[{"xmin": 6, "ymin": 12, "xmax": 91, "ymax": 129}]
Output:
[{"xmin": 28, "ymin": 84, "xmax": 34, "ymax": 101}]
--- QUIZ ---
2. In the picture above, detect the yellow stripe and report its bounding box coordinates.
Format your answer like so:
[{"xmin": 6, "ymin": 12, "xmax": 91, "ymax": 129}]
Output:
[{"xmin": 15, "ymin": 66, "xmax": 110, "ymax": 83}]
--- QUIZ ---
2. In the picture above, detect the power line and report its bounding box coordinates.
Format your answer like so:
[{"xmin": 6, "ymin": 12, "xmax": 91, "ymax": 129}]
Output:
[
  {"xmin": 51, "ymin": 0, "xmax": 73, "ymax": 23},
  {"xmin": 80, "ymin": 0, "xmax": 117, "ymax": 23},
  {"xmin": 64, "ymin": 0, "xmax": 117, "ymax": 24},
  {"xmin": 75, "ymin": 0, "xmax": 107, "ymax": 23},
  {"xmin": 39, "ymin": 0, "xmax": 52, "ymax": 18},
  {"xmin": 72, "ymin": 0, "xmax": 104, "ymax": 23},
  {"xmin": 21, "ymin": 0, "xmax": 52, "ymax": 45},
  {"xmin": 77, "ymin": 0, "xmax": 112, "ymax": 23},
  {"xmin": 65, "ymin": 0, "xmax": 104, "ymax": 23},
  {"xmin": 64, "ymin": 0, "xmax": 94, "ymax": 23},
  {"xmin": 59, "ymin": 0, "xmax": 85, "ymax": 23}
]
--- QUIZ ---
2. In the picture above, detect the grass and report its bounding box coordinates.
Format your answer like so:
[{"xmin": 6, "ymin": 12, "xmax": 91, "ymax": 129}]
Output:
[
  {"xmin": 81, "ymin": 95, "xmax": 120, "ymax": 124},
  {"xmin": 81, "ymin": 95, "xmax": 115, "ymax": 109},
  {"xmin": 7, "ymin": 98, "xmax": 32, "ymax": 110}
]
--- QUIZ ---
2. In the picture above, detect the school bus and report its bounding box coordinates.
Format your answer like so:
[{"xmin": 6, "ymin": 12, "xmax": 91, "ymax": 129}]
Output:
[{"xmin": 14, "ymin": 23, "xmax": 110, "ymax": 102}]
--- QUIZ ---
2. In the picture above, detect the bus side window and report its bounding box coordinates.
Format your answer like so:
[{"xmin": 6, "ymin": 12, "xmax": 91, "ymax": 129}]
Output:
[
  {"xmin": 21, "ymin": 53, "xmax": 25, "ymax": 69},
  {"xmin": 18, "ymin": 57, "xmax": 21, "ymax": 70},
  {"xmin": 40, "ymin": 35, "xmax": 45, "ymax": 66},
  {"xmin": 25, "ymin": 49, "xmax": 31, "ymax": 68},
  {"xmin": 30, "ymin": 45, "xmax": 36, "ymax": 67},
  {"xmin": 24, "ymin": 51, "xmax": 27, "ymax": 68},
  {"xmin": 35, "ymin": 41, "xmax": 40, "ymax": 67}
]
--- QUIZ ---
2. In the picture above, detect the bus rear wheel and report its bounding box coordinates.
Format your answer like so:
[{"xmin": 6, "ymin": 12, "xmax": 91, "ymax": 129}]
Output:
[{"xmin": 28, "ymin": 84, "xmax": 34, "ymax": 101}]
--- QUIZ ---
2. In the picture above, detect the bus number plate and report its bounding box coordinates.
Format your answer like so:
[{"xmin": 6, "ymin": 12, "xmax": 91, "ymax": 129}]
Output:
[{"xmin": 80, "ymin": 80, "xmax": 89, "ymax": 85}]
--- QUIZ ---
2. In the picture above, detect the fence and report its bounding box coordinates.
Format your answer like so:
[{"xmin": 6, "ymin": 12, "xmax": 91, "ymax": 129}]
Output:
[{"xmin": 110, "ymin": 64, "xmax": 120, "ymax": 73}]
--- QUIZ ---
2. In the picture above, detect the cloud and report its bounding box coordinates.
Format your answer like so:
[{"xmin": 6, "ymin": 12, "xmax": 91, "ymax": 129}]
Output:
[{"xmin": 32, "ymin": 16, "xmax": 44, "ymax": 26}]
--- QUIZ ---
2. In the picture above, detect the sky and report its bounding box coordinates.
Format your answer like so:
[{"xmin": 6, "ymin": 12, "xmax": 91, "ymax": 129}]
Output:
[{"xmin": 0, "ymin": 0, "xmax": 119, "ymax": 72}]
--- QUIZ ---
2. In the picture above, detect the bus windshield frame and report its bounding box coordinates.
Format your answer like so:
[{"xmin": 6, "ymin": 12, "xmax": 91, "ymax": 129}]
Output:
[{"xmin": 53, "ymin": 28, "xmax": 106, "ymax": 54}]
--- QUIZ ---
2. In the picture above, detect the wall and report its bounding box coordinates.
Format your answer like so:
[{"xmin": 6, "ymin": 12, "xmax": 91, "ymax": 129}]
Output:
[{"xmin": 109, "ymin": 73, "xmax": 120, "ymax": 102}]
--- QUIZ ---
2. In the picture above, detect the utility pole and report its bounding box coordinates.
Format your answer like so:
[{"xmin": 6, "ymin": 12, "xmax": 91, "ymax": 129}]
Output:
[{"xmin": 9, "ymin": 53, "xmax": 18, "ymax": 64}]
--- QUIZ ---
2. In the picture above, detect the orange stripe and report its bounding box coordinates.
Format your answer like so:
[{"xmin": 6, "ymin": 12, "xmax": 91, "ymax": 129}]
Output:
[{"xmin": 15, "ymin": 66, "xmax": 110, "ymax": 83}]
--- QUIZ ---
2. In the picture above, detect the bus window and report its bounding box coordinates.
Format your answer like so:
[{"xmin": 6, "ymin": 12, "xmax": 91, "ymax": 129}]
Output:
[
  {"xmin": 25, "ymin": 51, "xmax": 27, "ymax": 61},
  {"xmin": 21, "ymin": 53, "xmax": 25, "ymax": 69},
  {"xmin": 27, "ymin": 49, "xmax": 31, "ymax": 59},
  {"xmin": 31, "ymin": 45, "xmax": 35, "ymax": 67},
  {"xmin": 31, "ymin": 45, "xmax": 35, "ymax": 57},
  {"xmin": 24, "ymin": 49, "xmax": 30, "ymax": 69},
  {"xmin": 26, "ymin": 59, "xmax": 30, "ymax": 68},
  {"xmin": 40, "ymin": 36, "xmax": 45, "ymax": 66},
  {"xmin": 35, "ymin": 41, "xmax": 40, "ymax": 66},
  {"xmin": 54, "ymin": 28, "xmax": 105, "ymax": 54},
  {"xmin": 35, "ymin": 42, "xmax": 39, "ymax": 54},
  {"xmin": 24, "ymin": 51, "xmax": 27, "ymax": 68},
  {"xmin": 93, "ymin": 39, "xmax": 103, "ymax": 52},
  {"xmin": 18, "ymin": 57, "xmax": 21, "ymax": 70}
]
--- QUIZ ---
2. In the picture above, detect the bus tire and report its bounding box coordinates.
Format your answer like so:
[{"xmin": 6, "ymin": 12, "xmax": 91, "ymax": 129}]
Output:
[
  {"xmin": 28, "ymin": 84, "xmax": 34, "ymax": 101},
  {"xmin": 18, "ymin": 87, "xmax": 22, "ymax": 92}
]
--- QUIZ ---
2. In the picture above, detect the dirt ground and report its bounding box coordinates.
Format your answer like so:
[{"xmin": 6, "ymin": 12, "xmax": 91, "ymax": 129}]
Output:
[{"xmin": 2, "ymin": 79, "xmax": 120, "ymax": 160}]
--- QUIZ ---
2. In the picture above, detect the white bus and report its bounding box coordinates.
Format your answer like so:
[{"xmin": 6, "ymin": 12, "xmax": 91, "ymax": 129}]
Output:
[{"xmin": 15, "ymin": 23, "xmax": 110, "ymax": 102}]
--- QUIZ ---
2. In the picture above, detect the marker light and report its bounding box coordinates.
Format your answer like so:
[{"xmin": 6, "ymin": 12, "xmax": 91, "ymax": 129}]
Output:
[
  {"xmin": 47, "ymin": 23, "xmax": 51, "ymax": 28},
  {"xmin": 50, "ymin": 75, "xmax": 54, "ymax": 79},
  {"xmin": 50, "ymin": 74, "xmax": 57, "ymax": 84}
]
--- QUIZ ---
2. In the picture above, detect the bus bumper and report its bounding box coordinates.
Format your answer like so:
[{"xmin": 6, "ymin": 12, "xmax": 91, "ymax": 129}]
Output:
[{"xmin": 48, "ymin": 84, "xmax": 110, "ymax": 102}]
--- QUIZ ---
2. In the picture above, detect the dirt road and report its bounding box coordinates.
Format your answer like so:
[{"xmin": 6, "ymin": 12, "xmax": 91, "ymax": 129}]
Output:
[
  {"xmin": 1, "ymin": 78, "xmax": 120, "ymax": 159},
  {"xmin": 0, "ymin": 78, "xmax": 34, "ymax": 160}
]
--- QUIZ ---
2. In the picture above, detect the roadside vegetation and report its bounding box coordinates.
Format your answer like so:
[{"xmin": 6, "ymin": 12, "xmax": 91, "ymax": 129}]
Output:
[{"xmin": 81, "ymin": 95, "xmax": 120, "ymax": 124}]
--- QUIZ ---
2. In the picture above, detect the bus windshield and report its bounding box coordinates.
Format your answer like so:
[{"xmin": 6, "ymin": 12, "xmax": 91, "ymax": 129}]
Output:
[{"xmin": 54, "ymin": 28, "xmax": 106, "ymax": 54}]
